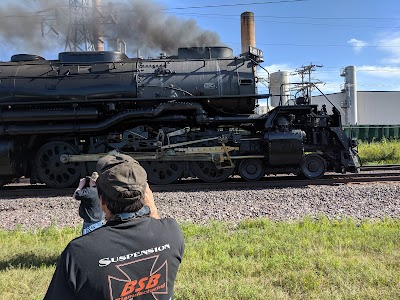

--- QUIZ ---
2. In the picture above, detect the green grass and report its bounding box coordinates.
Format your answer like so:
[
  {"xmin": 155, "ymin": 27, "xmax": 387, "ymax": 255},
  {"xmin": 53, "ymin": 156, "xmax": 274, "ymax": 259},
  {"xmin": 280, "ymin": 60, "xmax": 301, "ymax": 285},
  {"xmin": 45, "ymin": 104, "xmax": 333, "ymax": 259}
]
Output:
[
  {"xmin": 1, "ymin": 218, "xmax": 400, "ymax": 300},
  {"xmin": 357, "ymin": 139, "xmax": 400, "ymax": 165},
  {"xmin": 0, "ymin": 226, "xmax": 80, "ymax": 300}
]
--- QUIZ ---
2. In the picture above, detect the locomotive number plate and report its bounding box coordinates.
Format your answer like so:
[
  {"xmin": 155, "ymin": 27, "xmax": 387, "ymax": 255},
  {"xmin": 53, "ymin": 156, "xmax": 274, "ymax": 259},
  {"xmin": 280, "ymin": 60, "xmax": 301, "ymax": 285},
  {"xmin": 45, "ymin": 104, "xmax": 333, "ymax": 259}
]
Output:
[{"xmin": 204, "ymin": 82, "xmax": 217, "ymax": 89}]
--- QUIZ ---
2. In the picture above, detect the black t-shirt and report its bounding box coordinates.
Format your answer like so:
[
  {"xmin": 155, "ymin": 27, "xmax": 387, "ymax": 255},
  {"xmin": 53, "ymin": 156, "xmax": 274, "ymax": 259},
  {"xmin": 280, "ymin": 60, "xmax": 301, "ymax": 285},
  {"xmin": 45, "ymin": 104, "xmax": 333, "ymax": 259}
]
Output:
[
  {"xmin": 44, "ymin": 217, "xmax": 184, "ymax": 300},
  {"xmin": 74, "ymin": 187, "xmax": 103, "ymax": 223}
]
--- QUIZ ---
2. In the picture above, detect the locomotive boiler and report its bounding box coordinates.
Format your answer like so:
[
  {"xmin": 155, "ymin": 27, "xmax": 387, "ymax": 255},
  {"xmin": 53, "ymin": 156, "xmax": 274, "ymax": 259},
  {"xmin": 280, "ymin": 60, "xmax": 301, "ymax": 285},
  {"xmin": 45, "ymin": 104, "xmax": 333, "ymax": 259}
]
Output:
[{"xmin": 0, "ymin": 46, "xmax": 360, "ymax": 188}]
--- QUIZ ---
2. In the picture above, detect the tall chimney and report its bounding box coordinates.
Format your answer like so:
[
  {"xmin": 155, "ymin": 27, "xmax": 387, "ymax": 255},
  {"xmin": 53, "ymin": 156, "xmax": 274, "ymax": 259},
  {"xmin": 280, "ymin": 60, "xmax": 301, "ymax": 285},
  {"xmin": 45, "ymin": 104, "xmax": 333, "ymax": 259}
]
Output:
[{"xmin": 241, "ymin": 12, "xmax": 255, "ymax": 53}]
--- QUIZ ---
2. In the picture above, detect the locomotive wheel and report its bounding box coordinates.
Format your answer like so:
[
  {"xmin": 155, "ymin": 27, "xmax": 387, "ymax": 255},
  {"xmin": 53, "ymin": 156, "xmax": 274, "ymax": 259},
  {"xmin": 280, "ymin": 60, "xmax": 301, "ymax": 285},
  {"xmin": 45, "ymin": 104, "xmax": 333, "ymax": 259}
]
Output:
[
  {"xmin": 190, "ymin": 161, "xmax": 234, "ymax": 183},
  {"xmin": 301, "ymin": 154, "xmax": 327, "ymax": 179},
  {"xmin": 141, "ymin": 161, "xmax": 184, "ymax": 185},
  {"xmin": 35, "ymin": 141, "xmax": 82, "ymax": 188},
  {"xmin": 238, "ymin": 159, "xmax": 265, "ymax": 181}
]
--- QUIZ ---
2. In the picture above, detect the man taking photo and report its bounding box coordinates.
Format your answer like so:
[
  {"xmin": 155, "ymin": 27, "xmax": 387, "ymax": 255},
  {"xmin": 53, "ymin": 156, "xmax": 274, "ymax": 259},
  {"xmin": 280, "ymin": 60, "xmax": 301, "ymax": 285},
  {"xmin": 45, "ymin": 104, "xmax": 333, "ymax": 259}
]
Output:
[{"xmin": 45, "ymin": 153, "xmax": 185, "ymax": 300}]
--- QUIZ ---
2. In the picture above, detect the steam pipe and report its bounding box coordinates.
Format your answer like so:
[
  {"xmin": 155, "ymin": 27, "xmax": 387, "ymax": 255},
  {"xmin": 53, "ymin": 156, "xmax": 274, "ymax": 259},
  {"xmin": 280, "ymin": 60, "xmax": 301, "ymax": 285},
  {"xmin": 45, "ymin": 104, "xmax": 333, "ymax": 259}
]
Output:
[
  {"xmin": 119, "ymin": 40, "xmax": 127, "ymax": 54},
  {"xmin": 0, "ymin": 109, "xmax": 99, "ymax": 122},
  {"xmin": 0, "ymin": 102, "xmax": 206, "ymax": 135},
  {"xmin": 0, "ymin": 102, "xmax": 260, "ymax": 135}
]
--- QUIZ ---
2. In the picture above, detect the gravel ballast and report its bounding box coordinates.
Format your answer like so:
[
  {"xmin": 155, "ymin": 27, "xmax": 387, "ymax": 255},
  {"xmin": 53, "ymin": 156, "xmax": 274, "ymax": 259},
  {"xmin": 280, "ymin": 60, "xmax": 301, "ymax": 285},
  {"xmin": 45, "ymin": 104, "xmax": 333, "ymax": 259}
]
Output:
[{"xmin": 1, "ymin": 182, "xmax": 399, "ymax": 230}]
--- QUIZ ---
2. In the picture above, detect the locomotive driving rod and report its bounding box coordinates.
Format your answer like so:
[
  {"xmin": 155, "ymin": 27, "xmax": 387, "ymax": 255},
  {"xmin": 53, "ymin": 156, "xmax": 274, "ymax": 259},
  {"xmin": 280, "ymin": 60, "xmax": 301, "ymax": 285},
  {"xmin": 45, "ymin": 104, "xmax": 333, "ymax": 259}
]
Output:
[
  {"xmin": 60, "ymin": 151, "xmax": 265, "ymax": 164},
  {"xmin": 60, "ymin": 151, "xmax": 234, "ymax": 163},
  {"xmin": 60, "ymin": 135, "xmax": 264, "ymax": 164}
]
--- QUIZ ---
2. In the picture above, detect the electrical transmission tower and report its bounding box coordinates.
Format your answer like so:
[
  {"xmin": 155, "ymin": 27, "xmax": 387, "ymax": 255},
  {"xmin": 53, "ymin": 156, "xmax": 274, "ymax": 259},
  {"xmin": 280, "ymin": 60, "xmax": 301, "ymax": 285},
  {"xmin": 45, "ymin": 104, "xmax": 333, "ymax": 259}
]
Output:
[
  {"xmin": 65, "ymin": 0, "xmax": 94, "ymax": 51},
  {"xmin": 39, "ymin": 0, "xmax": 116, "ymax": 52}
]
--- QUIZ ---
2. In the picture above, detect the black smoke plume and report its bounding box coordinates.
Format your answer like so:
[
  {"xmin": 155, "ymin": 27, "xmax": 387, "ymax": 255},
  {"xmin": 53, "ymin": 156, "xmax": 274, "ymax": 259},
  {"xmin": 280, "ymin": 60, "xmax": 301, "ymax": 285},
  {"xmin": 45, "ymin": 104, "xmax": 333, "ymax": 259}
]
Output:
[
  {"xmin": 110, "ymin": 0, "xmax": 223, "ymax": 55},
  {"xmin": 0, "ymin": 0, "xmax": 223, "ymax": 58}
]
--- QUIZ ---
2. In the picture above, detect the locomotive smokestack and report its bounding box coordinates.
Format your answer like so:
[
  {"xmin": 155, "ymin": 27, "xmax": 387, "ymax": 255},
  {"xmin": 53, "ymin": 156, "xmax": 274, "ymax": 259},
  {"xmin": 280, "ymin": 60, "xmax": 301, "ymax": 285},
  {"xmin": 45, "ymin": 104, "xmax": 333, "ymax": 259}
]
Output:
[{"xmin": 241, "ymin": 12, "xmax": 256, "ymax": 54}]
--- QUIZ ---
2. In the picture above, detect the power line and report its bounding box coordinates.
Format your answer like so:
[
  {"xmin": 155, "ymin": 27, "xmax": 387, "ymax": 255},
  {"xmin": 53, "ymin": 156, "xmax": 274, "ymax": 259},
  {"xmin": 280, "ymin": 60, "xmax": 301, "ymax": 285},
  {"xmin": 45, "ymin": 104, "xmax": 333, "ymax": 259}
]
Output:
[
  {"xmin": 172, "ymin": 12, "xmax": 400, "ymax": 21},
  {"xmin": 172, "ymin": 13, "xmax": 399, "ymax": 29},
  {"xmin": 222, "ymin": 41, "xmax": 400, "ymax": 49},
  {"xmin": 2, "ymin": 13, "xmax": 398, "ymax": 30},
  {"xmin": 1, "ymin": 2, "xmax": 397, "ymax": 24},
  {"xmin": 255, "ymin": 43, "xmax": 400, "ymax": 48},
  {"xmin": 258, "ymin": 20, "xmax": 397, "ymax": 30},
  {"xmin": 164, "ymin": 0, "xmax": 309, "ymax": 10}
]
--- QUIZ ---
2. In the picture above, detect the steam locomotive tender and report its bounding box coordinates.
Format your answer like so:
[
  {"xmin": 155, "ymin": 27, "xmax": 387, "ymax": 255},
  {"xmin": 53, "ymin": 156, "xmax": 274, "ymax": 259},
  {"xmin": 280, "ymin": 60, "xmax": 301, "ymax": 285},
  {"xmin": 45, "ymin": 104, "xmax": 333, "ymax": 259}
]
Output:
[{"xmin": 0, "ymin": 46, "xmax": 360, "ymax": 188}]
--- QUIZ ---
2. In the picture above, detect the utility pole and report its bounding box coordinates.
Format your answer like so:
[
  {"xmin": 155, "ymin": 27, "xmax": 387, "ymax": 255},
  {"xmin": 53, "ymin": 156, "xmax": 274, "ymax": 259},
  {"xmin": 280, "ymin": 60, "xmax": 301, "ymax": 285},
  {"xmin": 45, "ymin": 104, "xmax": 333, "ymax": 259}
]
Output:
[{"xmin": 295, "ymin": 63, "xmax": 323, "ymax": 103}]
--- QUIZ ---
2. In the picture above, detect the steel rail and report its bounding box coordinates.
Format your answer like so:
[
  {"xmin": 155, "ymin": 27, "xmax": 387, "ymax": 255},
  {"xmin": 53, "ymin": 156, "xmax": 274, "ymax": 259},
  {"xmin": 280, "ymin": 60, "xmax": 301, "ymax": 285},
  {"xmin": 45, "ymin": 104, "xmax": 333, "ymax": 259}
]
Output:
[
  {"xmin": 360, "ymin": 164, "xmax": 400, "ymax": 171},
  {"xmin": 2, "ymin": 170, "xmax": 400, "ymax": 198}
]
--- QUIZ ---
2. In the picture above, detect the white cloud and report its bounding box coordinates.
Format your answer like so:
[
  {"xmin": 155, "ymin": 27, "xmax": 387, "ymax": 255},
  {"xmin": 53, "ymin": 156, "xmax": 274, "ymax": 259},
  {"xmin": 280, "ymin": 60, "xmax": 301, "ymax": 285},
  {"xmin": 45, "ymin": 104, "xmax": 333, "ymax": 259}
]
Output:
[
  {"xmin": 356, "ymin": 65, "xmax": 400, "ymax": 90},
  {"xmin": 314, "ymin": 81, "xmax": 343, "ymax": 94},
  {"xmin": 347, "ymin": 38, "xmax": 367, "ymax": 53},
  {"xmin": 262, "ymin": 64, "xmax": 293, "ymax": 73},
  {"xmin": 357, "ymin": 65, "xmax": 400, "ymax": 78},
  {"xmin": 345, "ymin": 32, "xmax": 400, "ymax": 90},
  {"xmin": 377, "ymin": 32, "xmax": 400, "ymax": 64},
  {"xmin": 257, "ymin": 63, "xmax": 291, "ymax": 79}
]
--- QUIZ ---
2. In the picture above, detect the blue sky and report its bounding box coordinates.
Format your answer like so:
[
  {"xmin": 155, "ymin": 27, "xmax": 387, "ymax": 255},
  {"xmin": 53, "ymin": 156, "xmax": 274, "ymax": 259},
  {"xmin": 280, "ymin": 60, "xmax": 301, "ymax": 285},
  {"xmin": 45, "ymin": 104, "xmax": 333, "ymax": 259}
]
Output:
[
  {"xmin": 1, "ymin": 0, "xmax": 399, "ymax": 94},
  {"xmin": 163, "ymin": 0, "xmax": 400, "ymax": 94}
]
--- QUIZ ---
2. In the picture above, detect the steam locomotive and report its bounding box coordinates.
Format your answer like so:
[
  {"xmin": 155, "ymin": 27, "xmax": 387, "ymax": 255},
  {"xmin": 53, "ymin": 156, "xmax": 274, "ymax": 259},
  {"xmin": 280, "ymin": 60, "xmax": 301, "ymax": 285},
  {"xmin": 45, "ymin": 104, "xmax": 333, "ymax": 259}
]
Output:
[{"xmin": 0, "ymin": 46, "xmax": 360, "ymax": 188}]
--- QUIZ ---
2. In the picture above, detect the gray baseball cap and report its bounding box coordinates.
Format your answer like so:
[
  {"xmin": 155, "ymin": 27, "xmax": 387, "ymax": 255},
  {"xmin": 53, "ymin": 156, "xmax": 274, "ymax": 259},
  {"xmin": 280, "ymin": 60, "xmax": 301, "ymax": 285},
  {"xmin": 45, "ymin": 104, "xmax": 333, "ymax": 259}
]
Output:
[{"xmin": 96, "ymin": 154, "xmax": 147, "ymax": 202}]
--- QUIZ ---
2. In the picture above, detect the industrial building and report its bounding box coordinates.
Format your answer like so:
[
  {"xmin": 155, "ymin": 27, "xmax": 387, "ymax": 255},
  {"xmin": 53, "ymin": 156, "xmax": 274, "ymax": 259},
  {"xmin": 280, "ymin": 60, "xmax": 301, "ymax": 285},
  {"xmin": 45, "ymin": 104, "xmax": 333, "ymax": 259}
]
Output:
[
  {"xmin": 258, "ymin": 66, "xmax": 400, "ymax": 141},
  {"xmin": 312, "ymin": 66, "xmax": 400, "ymax": 126}
]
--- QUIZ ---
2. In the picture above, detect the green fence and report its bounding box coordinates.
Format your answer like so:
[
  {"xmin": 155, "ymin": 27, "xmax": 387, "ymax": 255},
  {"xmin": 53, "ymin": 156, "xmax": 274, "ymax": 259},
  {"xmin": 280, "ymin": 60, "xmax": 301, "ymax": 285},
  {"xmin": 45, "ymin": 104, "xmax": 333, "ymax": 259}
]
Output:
[{"xmin": 343, "ymin": 125, "xmax": 400, "ymax": 142}]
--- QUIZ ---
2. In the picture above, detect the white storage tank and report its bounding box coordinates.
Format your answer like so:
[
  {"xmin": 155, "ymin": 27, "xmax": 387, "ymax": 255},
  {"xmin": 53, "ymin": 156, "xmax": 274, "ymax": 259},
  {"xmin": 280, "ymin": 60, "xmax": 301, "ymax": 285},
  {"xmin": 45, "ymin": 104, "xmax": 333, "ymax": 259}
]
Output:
[{"xmin": 270, "ymin": 71, "xmax": 290, "ymax": 107}]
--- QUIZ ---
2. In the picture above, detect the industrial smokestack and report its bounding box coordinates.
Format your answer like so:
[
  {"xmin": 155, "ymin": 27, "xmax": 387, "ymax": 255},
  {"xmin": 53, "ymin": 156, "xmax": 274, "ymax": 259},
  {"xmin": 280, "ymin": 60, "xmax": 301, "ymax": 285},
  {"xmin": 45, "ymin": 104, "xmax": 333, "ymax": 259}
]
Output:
[
  {"xmin": 241, "ymin": 12, "xmax": 255, "ymax": 54},
  {"xmin": 341, "ymin": 66, "xmax": 358, "ymax": 125},
  {"xmin": 93, "ymin": 0, "xmax": 104, "ymax": 51}
]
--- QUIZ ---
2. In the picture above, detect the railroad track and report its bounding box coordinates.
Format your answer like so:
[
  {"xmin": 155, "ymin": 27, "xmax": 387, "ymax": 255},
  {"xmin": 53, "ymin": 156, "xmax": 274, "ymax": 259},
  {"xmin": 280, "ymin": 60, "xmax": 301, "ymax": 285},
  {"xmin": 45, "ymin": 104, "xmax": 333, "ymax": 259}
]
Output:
[
  {"xmin": 360, "ymin": 164, "xmax": 400, "ymax": 171},
  {"xmin": 2, "ymin": 167, "xmax": 400, "ymax": 198}
]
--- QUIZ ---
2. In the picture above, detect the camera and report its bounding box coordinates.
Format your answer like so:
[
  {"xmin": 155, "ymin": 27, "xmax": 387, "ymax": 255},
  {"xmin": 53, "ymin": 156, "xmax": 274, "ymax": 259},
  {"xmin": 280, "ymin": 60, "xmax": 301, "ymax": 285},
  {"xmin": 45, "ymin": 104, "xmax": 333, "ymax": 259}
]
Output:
[{"xmin": 84, "ymin": 176, "xmax": 91, "ymax": 188}]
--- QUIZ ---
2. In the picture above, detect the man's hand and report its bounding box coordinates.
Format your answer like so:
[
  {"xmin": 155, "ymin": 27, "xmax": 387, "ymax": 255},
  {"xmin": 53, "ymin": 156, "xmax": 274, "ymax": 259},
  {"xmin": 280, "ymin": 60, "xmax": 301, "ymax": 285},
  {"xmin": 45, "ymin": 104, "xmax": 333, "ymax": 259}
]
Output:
[
  {"xmin": 73, "ymin": 178, "xmax": 87, "ymax": 198},
  {"xmin": 143, "ymin": 184, "xmax": 160, "ymax": 219},
  {"xmin": 78, "ymin": 177, "xmax": 87, "ymax": 189}
]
